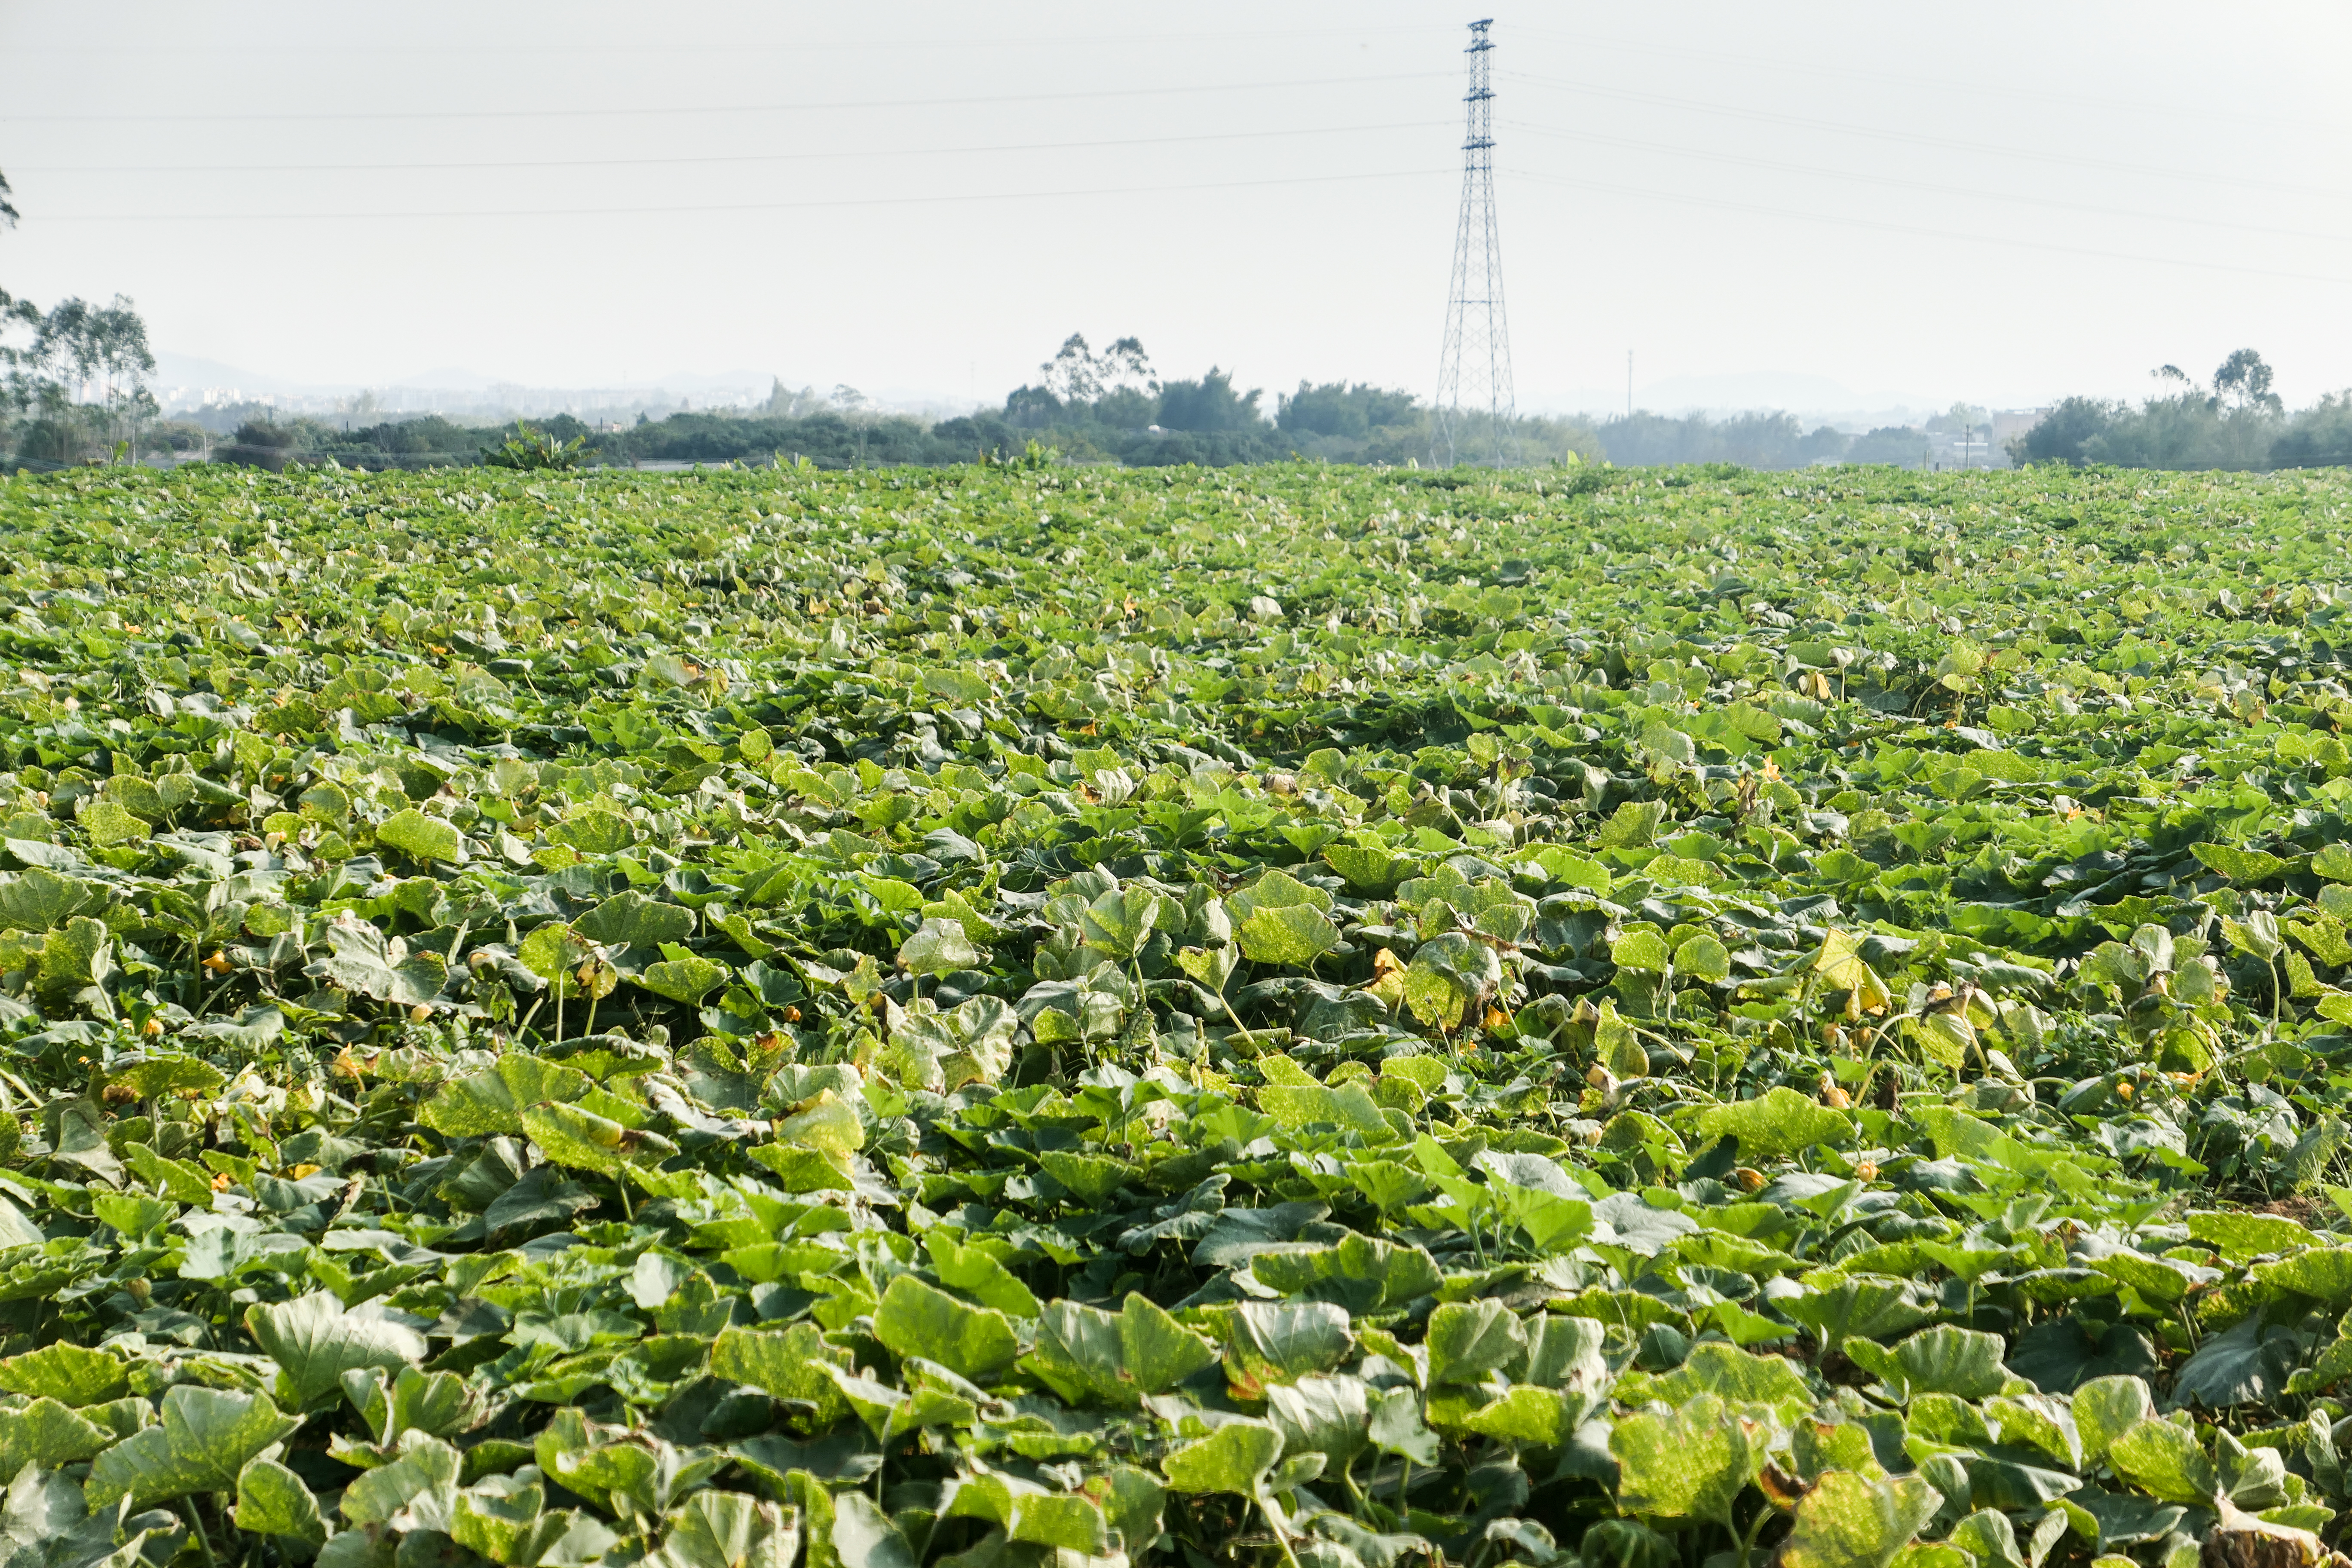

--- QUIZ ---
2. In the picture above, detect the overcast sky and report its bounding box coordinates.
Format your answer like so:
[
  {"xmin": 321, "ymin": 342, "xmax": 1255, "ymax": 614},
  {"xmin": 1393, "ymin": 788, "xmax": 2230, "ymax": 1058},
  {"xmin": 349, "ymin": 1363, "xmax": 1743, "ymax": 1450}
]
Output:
[{"xmin": 2, "ymin": 1, "xmax": 2346, "ymax": 415}]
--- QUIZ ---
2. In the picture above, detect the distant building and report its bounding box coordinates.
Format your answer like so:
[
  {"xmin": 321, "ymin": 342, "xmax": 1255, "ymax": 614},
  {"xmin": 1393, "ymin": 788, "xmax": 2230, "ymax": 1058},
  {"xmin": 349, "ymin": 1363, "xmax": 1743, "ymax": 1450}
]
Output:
[{"xmin": 1991, "ymin": 408, "xmax": 2046, "ymax": 450}]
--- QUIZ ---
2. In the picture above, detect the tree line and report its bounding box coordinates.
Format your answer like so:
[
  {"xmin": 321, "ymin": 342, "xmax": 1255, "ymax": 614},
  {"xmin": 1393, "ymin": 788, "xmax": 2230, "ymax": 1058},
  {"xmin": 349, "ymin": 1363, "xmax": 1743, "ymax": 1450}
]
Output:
[
  {"xmin": 2013, "ymin": 349, "xmax": 2352, "ymax": 470},
  {"xmin": 9, "ymin": 279, "xmax": 2351, "ymax": 476},
  {"xmin": 1, "ymin": 170, "xmax": 162, "ymax": 467}
]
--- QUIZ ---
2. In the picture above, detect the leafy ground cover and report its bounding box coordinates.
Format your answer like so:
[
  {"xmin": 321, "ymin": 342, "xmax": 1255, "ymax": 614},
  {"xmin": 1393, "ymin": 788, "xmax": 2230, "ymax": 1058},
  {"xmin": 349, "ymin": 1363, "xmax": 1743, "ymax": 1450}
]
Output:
[{"xmin": 2, "ymin": 457, "xmax": 2352, "ymax": 1568}]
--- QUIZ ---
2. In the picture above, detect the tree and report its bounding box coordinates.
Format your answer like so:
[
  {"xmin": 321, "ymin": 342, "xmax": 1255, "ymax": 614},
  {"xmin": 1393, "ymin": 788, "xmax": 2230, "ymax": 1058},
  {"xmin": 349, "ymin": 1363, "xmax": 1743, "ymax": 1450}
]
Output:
[
  {"xmin": 31, "ymin": 296, "xmax": 156, "ymax": 407},
  {"xmin": 1041, "ymin": 334, "xmax": 1101, "ymax": 403},
  {"xmin": 4, "ymin": 295, "xmax": 158, "ymax": 462},
  {"xmin": 1002, "ymin": 385, "xmax": 1062, "ymax": 429},
  {"xmin": 762, "ymin": 380, "xmax": 826, "ymax": 419},
  {"xmin": 1039, "ymin": 333, "xmax": 1155, "ymax": 407},
  {"xmin": 1277, "ymin": 382, "xmax": 1418, "ymax": 438},
  {"xmin": 1155, "ymin": 368, "xmax": 1263, "ymax": 432},
  {"xmin": 2212, "ymin": 348, "xmax": 2282, "ymax": 414},
  {"xmin": 2270, "ymin": 392, "xmax": 2352, "ymax": 469},
  {"xmin": 2013, "ymin": 397, "xmax": 2119, "ymax": 467},
  {"xmin": 0, "ymin": 167, "xmax": 34, "ymax": 402}
]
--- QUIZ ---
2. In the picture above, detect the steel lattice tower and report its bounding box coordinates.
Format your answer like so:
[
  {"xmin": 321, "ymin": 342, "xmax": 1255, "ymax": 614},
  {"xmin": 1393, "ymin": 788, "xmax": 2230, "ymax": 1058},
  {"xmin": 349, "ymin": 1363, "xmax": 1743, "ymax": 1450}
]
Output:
[{"xmin": 1434, "ymin": 18, "xmax": 1514, "ymax": 468}]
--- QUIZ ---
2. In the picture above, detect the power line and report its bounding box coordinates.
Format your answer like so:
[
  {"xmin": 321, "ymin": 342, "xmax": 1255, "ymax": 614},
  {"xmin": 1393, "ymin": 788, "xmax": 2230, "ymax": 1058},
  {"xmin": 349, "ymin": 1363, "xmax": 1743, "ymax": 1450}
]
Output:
[
  {"xmin": 1507, "ymin": 23, "xmax": 2337, "ymax": 135},
  {"xmin": 1501, "ymin": 118, "xmax": 2352, "ymax": 248},
  {"xmin": 1500, "ymin": 68, "xmax": 2349, "ymax": 202},
  {"xmin": 0, "ymin": 70, "xmax": 1452, "ymax": 126},
  {"xmin": 0, "ymin": 22, "xmax": 1461, "ymax": 56},
  {"xmin": 1503, "ymin": 165, "xmax": 2343, "ymax": 286},
  {"xmin": 29, "ymin": 165, "xmax": 1456, "ymax": 225},
  {"xmin": 11, "ymin": 120, "xmax": 1452, "ymax": 178}
]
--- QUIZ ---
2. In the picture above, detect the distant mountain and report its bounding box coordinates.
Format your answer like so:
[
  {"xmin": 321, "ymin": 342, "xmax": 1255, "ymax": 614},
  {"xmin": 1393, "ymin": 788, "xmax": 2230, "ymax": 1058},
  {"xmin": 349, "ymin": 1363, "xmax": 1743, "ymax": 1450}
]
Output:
[
  {"xmin": 1522, "ymin": 370, "xmax": 1949, "ymax": 426},
  {"xmin": 1635, "ymin": 371, "xmax": 1939, "ymax": 418},
  {"xmin": 389, "ymin": 365, "xmax": 502, "ymax": 392},
  {"xmin": 151, "ymin": 352, "xmax": 351, "ymax": 396}
]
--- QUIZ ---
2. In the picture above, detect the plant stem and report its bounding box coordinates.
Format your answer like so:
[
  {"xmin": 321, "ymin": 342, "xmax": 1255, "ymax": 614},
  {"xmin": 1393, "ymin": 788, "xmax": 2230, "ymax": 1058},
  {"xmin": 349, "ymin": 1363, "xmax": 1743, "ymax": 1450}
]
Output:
[
  {"xmin": 1738, "ymin": 1499, "xmax": 1773, "ymax": 1568},
  {"xmin": 180, "ymin": 1498, "xmax": 217, "ymax": 1568}
]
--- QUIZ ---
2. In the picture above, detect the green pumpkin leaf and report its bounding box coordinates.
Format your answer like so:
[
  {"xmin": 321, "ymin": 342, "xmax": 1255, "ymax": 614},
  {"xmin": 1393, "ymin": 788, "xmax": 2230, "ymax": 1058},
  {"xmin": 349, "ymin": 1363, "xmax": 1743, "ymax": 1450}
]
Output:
[
  {"xmin": 420, "ymin": 1055, "xmax": 594, "ymax": 1138},
  {"xmin": 873, "ymin": 1276, "xmax": 1018, "ymax": 1383},
  {"xmin": 1425, "ymin": 1299, "xmax": 1528, "ymax": 1388},
  {"xmin": 1843, "ymin": 1325, "xmax": 2010, "ymax": 1401},
  {"xmin": 636, "ymin": 955, "xmax": 729, "ymax": 1004},
  {"xmin": 233, "ymin": 1458, "xmax": 328, "ymax": 1547},
  {"xmin": 2072, "ymin": 1375, "xmax": 2155, "ymax": 1465},
  {"xmin": 1781, "ymin": 1471, "xmax": 1943, "ymax": 1568},
  {"xmin": 1696, "ymin": 1085, "xmax": 1851, "ymax": 1161},
  {"xmin": 1235, "ymin": 902, "xmax": 1340, "ymax": 968},
  {"xmin": 245, "ymin": 1292, "xmax": 429, "ymax": 1409},
  {"xmin": 1161, "ymin": 1419, "xmax": 1283, "ymax": 1496},
  {"xmin": 374, "ymin": 808, "xmax": 462, "ymax": 864},
  {"xmin": 898, "ymin": 917, "xmax": 980, "ymax": 977},
  {"xmin": 1609, "ymin": 1392, "xmax": 1753, "ymax": 1527},
  {"xmin": 86, "ymin": 1384, "xmax": 303, "ymax": 1510},
  {"xmin": 0, "ymin": 1341, "xmax": 130, "ymax": 1406},
  {"xmin": 2106, "ymin": 1418, "xmax": 2217, "ymax": 1504},
  {"xmin": 1222, "ymin": 1301, "xmax": 1354, "ymax": 1396},
  {"xmin": 0, "ymin": 1397, "xmax": 113, "ymax": 1475}
]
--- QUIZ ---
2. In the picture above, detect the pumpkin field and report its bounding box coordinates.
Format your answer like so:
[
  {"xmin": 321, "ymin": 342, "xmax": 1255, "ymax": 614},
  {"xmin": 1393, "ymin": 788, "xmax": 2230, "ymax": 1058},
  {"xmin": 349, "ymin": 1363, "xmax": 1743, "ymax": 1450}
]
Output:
[{"xmin": 1, "ymin": 455, "xmax": 2351, "ymax": 1568}]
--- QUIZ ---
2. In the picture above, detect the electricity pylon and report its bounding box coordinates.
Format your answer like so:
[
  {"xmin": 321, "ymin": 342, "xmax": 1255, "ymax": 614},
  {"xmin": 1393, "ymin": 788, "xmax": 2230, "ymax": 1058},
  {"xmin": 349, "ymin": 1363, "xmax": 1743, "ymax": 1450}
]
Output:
[{"xmin": 1434, "ymin": 18, "xmax": 1514, "ymax": 469}]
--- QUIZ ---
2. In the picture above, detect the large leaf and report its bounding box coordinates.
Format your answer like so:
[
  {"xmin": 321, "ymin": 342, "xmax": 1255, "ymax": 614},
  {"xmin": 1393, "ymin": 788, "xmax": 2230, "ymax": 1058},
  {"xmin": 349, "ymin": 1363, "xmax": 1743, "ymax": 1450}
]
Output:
[
  {"xmin": 0, "ymin": 1342, "xmax": 129, "ymax": 1406},
  {"xmin": 1779, "ymin": 1275, "xmax": 1931, "ymax": 1359},
  {"xmin": 833, "ymin": 1495, "xmax": 913, "ymax": 1568},
  {"xmin": 86, "ymin": 1384, "xmax": 303, "ymax": 1509},
  {"xmin": 234, "ymin": 1458, "xmax": 328, "ymax": 1547},
  {"xmin": 1425, "ymin": 1299, "xmax": 1528, "ymax": 1388},
  {"xmin": 420, "ymin": 1056, "xmax": 595, "ymax": 1137},
  {"xmin": 1236, "ymin": 903, "xmax": 1340, "ymax": 968},
  {"xmin": 1401, "ymin": 932, "xmax": 1503, "ymax": 1030},
  {"xmin": 897, "ymin": 918, "xmax": 980, "ymax": 977},
  {"xmin": 575, "ymin": 891, "xmax": 695, "ymax": 952},
  {"xmin": 1781, "ymin": 1472, "xmax": 1943, "ymax": 1568},
  {"xmin": 522, "ymin": 1102, "xmax": 680, "ymax": 1177},
  {"xmin": 374, "ymin": 808, "xmax": 462, "ymax": 864},
  {"xmin": 1120, "ymin": 1293, "xmax": 1219, "ymax": 1395},
  {"xmin": 1161, "ymin": 1419, "xmax": 1283, "ymax": 1496},
  {"xmin": 1609, "ymin": 1393, "xmax": 1753, "ymax": 1526},
  {"xmin": 1265, "ymin": 1374, "xmax": 1371, "ymax": 1467},
  {"xmin": 2169, "ymin": 1315, "xmax": 2296, "ymax": 1409},
  {"xmin": 0, "ymin": 1398, "xmax": 113, "ymax": 1474},
  {"xmin": 312, "ymin": 923, "xmax": 447, "ymax": 1007},
  {"xmin": 1844, "ymin": 1325, "xmax": 2009, "ymax": 1401},
  {"xmin": 1222, "ymin": 1301, "xmax": 1355, "ymax": 1396},
  {"xmin": 2071, "ymin": 1375, "xmax": 2155, "ymax": 1465},
  {"xmin": 656, "ymin": 1490, "xmax": 800, "ymax": 1568},
  {"xmin": 1078, "ymin": 887, "xmax": 1160, "ymax": 961},
  {"xmin": 2106, "ymin": 1418, "xmax": 2218, "ymax": 1504},
  {"xmin": 246, "ymin": 1292, "xmax": 429, "ymax": 1409},
  {"xmin": 1695, "ymin": 1086, "xmax": 1850, "ymax": 1162},
  {"xmin": 710, "ymin": 1324, "xmax": 852, "ymax": 1425},
  {"xmin": 872, "ymin": 1276, "xmax": 1017, "ymax": 1384},
  {"xmin": 1249, "ymin": 1233, "xmax": 1442, "ymax": 1313},
  {"xmin": 2006, "ymin": 1319, "xmax": 2159, "ymax": 1395}
]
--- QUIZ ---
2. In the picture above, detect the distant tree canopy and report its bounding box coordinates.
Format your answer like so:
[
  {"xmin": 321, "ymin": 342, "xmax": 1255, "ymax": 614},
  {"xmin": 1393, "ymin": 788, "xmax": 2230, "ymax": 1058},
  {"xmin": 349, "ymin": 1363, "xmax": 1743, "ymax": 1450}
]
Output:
[
  {"xmin": 2012, "ymin": 349, "xmax": 2346, "ymax": 472},
  {"xmin": 1277, "ymin": 382, "xmax": 1418, "ymax": 438},
  {"xmin": 2, "ymin": 287, "xmax": 159, "ymax": 466},
  {"xmin": 1590, "ymin": 410, "xmax": 1848, "ymax": 470},
  {"xmin": 1155, "ymin": 369, "xmax": 1263, "ymax": 433}
]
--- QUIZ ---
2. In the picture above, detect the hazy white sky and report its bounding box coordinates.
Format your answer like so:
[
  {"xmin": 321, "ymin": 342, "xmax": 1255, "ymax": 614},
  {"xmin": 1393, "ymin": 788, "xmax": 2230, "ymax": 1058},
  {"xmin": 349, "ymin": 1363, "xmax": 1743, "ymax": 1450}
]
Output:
[{"xmin": 2, "ymin": 1, "xmax": 2346, "ymax": 414}]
